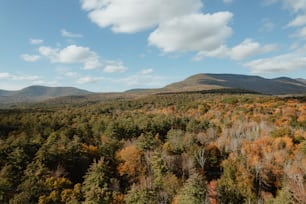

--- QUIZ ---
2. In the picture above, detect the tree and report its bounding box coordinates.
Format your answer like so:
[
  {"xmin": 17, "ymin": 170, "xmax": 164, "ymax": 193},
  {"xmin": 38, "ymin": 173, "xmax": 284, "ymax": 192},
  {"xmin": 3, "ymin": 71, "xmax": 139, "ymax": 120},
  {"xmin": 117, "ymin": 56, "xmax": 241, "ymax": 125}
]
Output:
[
  {"xmin": 125, "ymin": 185, "xmax": 155, "ymax": 204},
  {"xmin": 116, "ymin": 145, "xmax": 143, "ymax": 182},
  {"xmin": 11, "ymin": 161, "xmax": 49, "ymax": 203},
  {"xmin": 217, "ymin": 157, "xmax": 255, "ymax": 204},
  {"xmin": 38, "ymin": 177, "xmax": 72, "ymax": 204},
  {"xmin": 82, "ymin": 157, "xmax": 113, "ymax": 204},
  {"xmin": 176, "ymin": 173, "xmax": 208, "ymax": 204}
]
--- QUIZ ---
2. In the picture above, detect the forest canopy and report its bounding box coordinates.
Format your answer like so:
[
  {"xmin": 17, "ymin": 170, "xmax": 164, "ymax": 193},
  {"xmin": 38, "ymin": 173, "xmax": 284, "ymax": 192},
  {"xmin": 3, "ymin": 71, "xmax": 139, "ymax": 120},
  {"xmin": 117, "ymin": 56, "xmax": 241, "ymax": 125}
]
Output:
[{"xmin": 0, "ymin": 93, "xmax": 305, "ymax": 203}]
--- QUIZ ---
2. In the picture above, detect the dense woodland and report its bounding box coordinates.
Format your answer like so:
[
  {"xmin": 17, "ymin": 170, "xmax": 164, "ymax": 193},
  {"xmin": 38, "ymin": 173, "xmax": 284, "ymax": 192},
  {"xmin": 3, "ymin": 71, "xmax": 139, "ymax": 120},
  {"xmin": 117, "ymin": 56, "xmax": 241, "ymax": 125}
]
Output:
[{"xmin": 0, "ymin": 93, "xmax": 305, "ymax": 204}]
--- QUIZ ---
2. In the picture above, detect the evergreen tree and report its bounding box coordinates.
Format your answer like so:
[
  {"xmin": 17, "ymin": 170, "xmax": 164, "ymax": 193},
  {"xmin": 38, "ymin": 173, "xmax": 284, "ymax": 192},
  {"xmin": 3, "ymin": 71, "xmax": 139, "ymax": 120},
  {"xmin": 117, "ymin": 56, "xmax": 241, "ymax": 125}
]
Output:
[
  {"xmin": 176, "ymin": 173, "xmax": 208, "ymax": 204},
  {"xmin": 82, "ymin": 157, "xmax": 112, "ymax": 204}
]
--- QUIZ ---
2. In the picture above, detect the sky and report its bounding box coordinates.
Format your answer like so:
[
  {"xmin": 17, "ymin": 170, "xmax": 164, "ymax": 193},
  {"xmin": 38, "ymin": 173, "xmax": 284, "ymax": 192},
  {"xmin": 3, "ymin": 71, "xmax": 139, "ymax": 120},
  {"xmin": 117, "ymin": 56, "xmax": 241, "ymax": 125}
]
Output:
[{"xmin": 1, "ymin": 0, "xmax": 306, "ymax": 92}]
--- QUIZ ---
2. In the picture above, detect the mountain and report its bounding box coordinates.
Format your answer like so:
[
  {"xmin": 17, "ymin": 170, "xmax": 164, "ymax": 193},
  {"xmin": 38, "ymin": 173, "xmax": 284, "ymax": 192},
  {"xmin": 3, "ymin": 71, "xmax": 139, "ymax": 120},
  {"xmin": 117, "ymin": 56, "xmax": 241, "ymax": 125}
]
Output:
[
  {"xmin": 296, "ymin": 78, "xmax": 306, "ymax": 85},
  {"xmin": 0, "ymin": 85, "xmax": 92, "ymax": 104},
  {"xmin": 0, "ymin": 74, "xmax": 305, "ymax": 107},
  {"xmin": 0, "ymin": 89, "xmax": 12, "ymax": 97},
  {"xmin": 164, "ymin": 74, "xmax": 306, "ymax": 95}
]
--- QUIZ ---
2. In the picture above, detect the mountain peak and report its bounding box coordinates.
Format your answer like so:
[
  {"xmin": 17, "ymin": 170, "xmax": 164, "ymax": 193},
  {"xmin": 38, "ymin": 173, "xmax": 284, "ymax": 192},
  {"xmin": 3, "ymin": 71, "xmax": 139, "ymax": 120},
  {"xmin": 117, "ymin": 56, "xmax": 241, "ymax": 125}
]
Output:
[
  {"xmin": 0, "ymin": 85, "xmax": 92, "ymax": 104},
  {"xmin": 165, "ymin": 73, "xmax": 306, "ymax": 95}
]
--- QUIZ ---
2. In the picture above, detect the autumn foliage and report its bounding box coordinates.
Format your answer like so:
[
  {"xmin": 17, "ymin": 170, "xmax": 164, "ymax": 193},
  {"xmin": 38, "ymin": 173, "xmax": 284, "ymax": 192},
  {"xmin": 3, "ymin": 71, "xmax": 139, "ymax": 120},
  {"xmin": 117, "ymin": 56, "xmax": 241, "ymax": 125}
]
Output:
[{"xmin": 0, "ymin": 93, "xmax": 305, "ymax": 203}]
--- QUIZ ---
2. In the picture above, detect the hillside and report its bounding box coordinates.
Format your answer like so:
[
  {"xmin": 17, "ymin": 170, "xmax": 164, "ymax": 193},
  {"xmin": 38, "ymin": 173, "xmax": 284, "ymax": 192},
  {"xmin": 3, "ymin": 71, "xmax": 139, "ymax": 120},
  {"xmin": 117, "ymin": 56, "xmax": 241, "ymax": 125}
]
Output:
[
  {"xmin": 0, "ymin": 74, "xmax": 305, "ymax": 106},
  {"xmin": 164, "ymin": 74, "xmax": 306, "ymax": 95},
  {"xmin": 0, "ymin": 85, "xmax": 92, "ymax": 104},
  {"xmin": 297, "ymin": 78, "xmax": 306, "ymax": 85}
]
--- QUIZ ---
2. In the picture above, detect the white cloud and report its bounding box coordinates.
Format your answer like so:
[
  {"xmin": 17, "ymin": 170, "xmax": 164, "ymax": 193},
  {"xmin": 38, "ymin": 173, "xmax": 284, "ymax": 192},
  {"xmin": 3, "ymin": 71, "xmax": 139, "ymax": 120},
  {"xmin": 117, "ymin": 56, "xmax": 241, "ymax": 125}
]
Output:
[
  {"xmin": 195, "ymin": 38, "xmax": 277, "ymax": 61},
  {"xmin": 76, "ymin": 76, "xmax": 105, "ymax": 84},
  {"xmin": 38, "ymin": 45, "xmax": 102, "ymax": 70},
  {"xmin": 0, "ymin": 72, "xmax": 40, "ymax": 81},
  {"xmin": 282, "ymin": 0, "xmax": 306, "ymax": 13},
  {"xmin": 31, "ymin": 80, "xmax": 58, "ymax": 87},
  {"xmin": 58, "ymin": 45, "xmax": 96, "ymax": 64},
  {"xmin": 264, "ymin": 0, "xmax": 306, "ymax": 12},
  {"xmin": 81, "ymin": 0, "xmax": 108, "ymax": 10},
  {"xmin": 120, "ymin": 71, "xmax": 165, "ymax": 87},
  {"xmin": 148, "ymin": 12, "xmax": 233, "ymax": 53},
  {"xmin": 141, "ymin": 68, "xmax": 154, "ymax": 75},
  {"xmin": 61, "ymin": 29, "xmax": 83, "ymax": 38},
  {"xmin": 0, "ymin": 72, "xmax": 10, "ymax": 79},
  {"xmin": 265, "ymin": 0, "xmax": 306, "ymax": 36},
  {"xmin": 30, "ymin": 38, "xmax": 44, "ymax": 45},
  {"xmin": 38, "ymin": 46, "xmax": 59, "ymax": 61},
  {"xmin": 243, "ymin": 53, "xmax": 306, "ymax": 73},
  {"xmin": 38, "ymin": 44, "xmax": 128, "ymax": 72},
  {"xmin": 81, "ymin": 0, "xmax": 203, "ymax": 33},
  {"xmin": 0, "ymin": 74, "xmax": 56, "ymax": 90},
  {"xmin": 194, "ymin": 45, "xmax": 228, "ymax": 60},
  {"xmin": 20, "ymin": 54, "xmax": 41, "ymax": 62},
  {"xmin": 223, "ymin": 0, "xmax": 233, "ymax": 4},
  {"xmin": 260, "ymin": 18, "xmax": 275, "ymax": 32},
  {"xmin": 103, "ymin": 61, "xmax": 127, "ymax": 73},
  {"xmin": 64, "ymin": 72, "xmax": 79, "ymax": 78},
  {"xmin": 287, "ymin": 15, "xmax": 306, "ymax": 27},
  {"xmin": 293, "ymin": 26, "xmax": 306, "ymax": 39},
  {"xmin": 229, "ymin": 39, "xmax": 277, "ymax": 60},
  {"xmin": 15, "ymin": 75, "xmax": 40, "ymax": 81}
]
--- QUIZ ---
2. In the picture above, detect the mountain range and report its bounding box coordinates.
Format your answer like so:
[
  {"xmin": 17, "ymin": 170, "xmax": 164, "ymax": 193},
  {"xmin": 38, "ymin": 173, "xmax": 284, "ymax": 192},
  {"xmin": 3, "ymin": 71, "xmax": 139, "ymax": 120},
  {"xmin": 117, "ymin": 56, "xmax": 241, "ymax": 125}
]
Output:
[
  {"xmin": 0, "ymin": 74, "xmax": 305, "ymax": 106},
  {"xmin": 163, "ymin": 74, "xmax": 306, "ymax": 95},
  {"xmin": 0, "ymin": 85, "xmax": 92, "ymax": 104}
]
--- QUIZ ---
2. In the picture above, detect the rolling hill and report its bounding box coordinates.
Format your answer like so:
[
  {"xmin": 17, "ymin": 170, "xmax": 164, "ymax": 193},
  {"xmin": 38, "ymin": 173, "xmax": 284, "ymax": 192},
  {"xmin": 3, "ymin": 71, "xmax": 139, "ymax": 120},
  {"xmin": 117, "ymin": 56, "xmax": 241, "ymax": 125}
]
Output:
[
  {"xmin": 0, "ymin": 85, "xmax": 92, "ymax": 104},
  {"xmin": 164, "ymin": 74, "xmax": 306, "ymax": 95},
  {"xmin": 0, "ymin": 74, "xmax": 305, "ymax": 106}
]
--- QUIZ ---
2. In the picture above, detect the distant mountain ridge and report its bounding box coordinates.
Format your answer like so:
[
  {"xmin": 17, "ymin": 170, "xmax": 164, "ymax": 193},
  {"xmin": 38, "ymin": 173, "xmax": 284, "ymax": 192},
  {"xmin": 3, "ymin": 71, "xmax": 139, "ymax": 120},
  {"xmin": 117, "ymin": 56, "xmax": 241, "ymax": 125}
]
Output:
[
  {"xmin": 164, "ymin": 74, "xmax": 306, "ymax": 95},
  {"xmin": 0, "ymin": 85, "xmax": 92, "ymax": 104},
  {"xmin": 0, "ymin": 74, "xmax": 305, "ymax": 106}
]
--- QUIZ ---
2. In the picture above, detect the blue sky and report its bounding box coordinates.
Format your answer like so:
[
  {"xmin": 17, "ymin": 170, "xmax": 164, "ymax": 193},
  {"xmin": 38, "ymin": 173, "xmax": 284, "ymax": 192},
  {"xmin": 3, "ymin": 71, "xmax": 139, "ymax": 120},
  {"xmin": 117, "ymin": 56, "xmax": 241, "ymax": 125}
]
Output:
[{"xmin": 1, "ymin": 0, "xmax": 306, "ymax": 92}]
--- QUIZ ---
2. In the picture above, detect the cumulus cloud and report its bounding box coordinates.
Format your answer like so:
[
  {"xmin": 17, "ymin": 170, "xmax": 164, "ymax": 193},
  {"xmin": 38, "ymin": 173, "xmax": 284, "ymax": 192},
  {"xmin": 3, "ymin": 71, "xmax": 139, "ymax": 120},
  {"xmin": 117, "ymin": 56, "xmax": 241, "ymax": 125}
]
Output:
[
  {"xmin": 148, "ymin": 12, "xmax": 233, "ymax": 53},
  {"xmin": 38, "ymin": 45, "xmax": 102, "ymax": 70},
  {"xmin": 243, "ymin": 53, "xmax": 306, "ymax": 73},
  {"xmin": 287, "ymin": 15, "xmax": 306, "ymax": 27},
  {"xmin": 80, "ymin": 0, "xmax": 278, "ymax": 64},
  {"xmin": 195, "ymin": 39, "xmax": 277, "ymax": 61},
  {"xmin": 82, "ymin": 0, "xmax": 266, "ymax": 61},
  {"xmin": 38, "ymin": 44, "xmax": 128, "ymax": 73},
  {"xmin": 81, "ymin": 0, "xmax": 203, "ymax": 33},
  {"xmin": 61, "ymin": 29, "xmax": 83, "ymax": 38},
  {"xmin": 30, "ymin": 38, "xmax": 44, "ymax": 45},
  {"xmin": 229, "ymin": 39, "xmax": 277, "ymax": 60},
  {"xmin": 20, "ymin": 54, "xmax": 41, "ymax": 62},
  {"xmin": 103, "ymin": 61, "xmax": 127, "ymax": 73}
]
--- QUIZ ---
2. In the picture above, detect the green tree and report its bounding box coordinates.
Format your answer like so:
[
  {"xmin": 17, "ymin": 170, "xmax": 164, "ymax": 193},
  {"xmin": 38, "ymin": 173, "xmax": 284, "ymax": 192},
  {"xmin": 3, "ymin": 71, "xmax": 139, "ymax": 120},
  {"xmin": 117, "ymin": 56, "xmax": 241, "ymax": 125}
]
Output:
[
  {"xmin": 11, "ymin": 161, "xmax": 49, "ymax": 204},
  {"xmin": 217, "ymin": 158, "xmax": 255, "ymax": 204},
  {"xmin": 125, "ymin": 185, "xmax": 155, "ymax": 204},
  {"xmin": 176, "ymin": 173, "xmax": 208, "ymax": 204},
  {"xmin": 82, "ymin": 157, "xmax": 113, "ymax": 204}
]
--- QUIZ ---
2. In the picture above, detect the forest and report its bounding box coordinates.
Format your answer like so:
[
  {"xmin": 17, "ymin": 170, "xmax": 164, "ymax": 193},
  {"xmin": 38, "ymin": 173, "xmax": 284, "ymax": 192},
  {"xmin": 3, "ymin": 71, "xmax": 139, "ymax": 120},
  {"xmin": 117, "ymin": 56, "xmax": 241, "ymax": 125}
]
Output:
[{"xmin": 0, "ymin": 93, "xmax": 305, "ymax": 204}]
